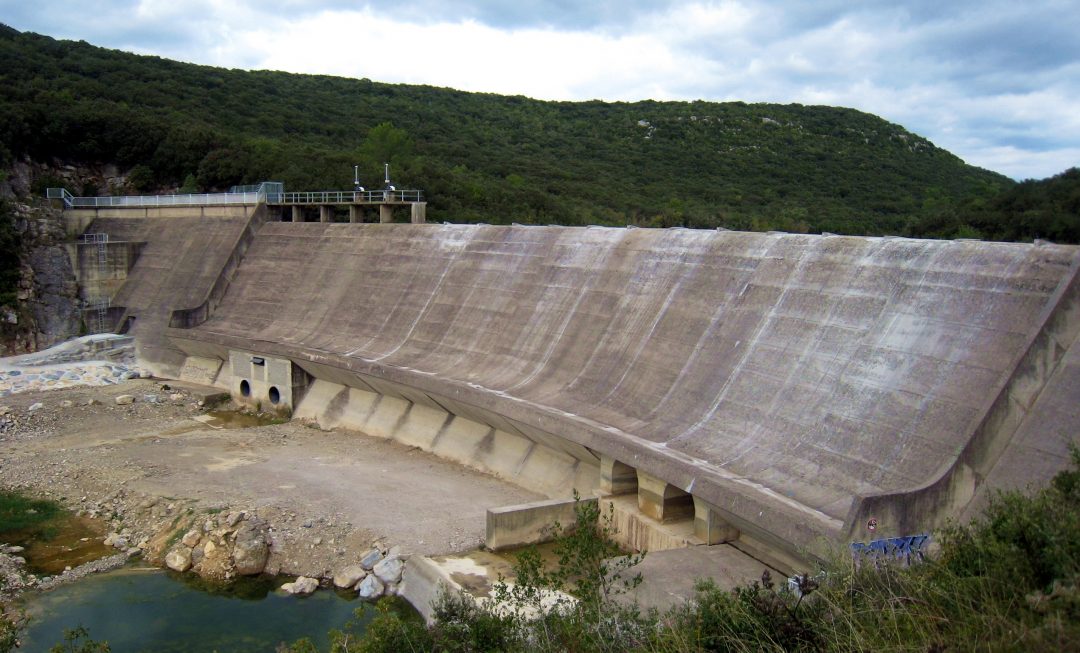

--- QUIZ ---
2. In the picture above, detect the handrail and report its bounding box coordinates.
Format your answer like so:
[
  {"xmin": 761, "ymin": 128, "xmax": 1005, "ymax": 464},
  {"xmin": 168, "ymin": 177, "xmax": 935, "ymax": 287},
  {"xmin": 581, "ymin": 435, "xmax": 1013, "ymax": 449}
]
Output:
[
  {"xmin": 65, "ymin": 192, "xmax": 264, "ymax": 207},
  {"xmin": 47, "ymin": 182, "xmax": 423, "ymax": 209},
  {"xmin": 271, "ymin": 189, "xmax": 424, "ymax": 204},
  {"xmin": 46, "ymin": 187, "xmax": 75, "ymax": 207}
]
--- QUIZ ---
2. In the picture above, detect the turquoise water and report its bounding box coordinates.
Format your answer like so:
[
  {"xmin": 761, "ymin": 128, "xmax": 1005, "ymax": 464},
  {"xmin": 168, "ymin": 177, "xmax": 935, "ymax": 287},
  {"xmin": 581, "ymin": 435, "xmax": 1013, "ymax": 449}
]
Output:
[{"xmin": 19, "ymin": 567, "xmax": 378, "ymax": 652}]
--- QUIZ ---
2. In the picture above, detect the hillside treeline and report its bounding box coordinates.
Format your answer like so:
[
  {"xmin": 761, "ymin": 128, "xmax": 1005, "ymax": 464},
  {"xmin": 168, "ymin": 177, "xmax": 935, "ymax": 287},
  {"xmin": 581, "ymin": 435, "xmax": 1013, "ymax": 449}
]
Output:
[{"xmin": 1, "ymin": 24, "xmax": 1077, "ymax": 242}]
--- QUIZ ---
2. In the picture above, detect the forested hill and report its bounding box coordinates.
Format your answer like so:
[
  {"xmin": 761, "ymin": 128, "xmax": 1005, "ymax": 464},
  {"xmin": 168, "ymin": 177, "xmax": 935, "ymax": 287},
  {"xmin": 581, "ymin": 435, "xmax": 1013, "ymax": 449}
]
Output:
[{"xmin": 0, "ymin": 24, "xmax": 1052, "ymax": 237}]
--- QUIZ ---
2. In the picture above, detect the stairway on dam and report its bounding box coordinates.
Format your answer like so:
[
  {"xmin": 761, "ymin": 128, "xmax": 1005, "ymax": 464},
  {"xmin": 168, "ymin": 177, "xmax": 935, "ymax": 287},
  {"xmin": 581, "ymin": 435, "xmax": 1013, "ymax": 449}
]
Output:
[{"xmin": 64, "ymin": 205, "xmax": 1080, "ymax": 568}]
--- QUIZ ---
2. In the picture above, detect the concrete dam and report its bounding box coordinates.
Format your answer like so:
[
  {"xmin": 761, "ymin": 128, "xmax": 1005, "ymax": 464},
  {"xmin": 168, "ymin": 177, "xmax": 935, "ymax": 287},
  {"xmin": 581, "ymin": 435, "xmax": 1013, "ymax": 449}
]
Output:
[{"xmin": 65, "ymin": 201, "xmax": 1080, "ymax": 568}]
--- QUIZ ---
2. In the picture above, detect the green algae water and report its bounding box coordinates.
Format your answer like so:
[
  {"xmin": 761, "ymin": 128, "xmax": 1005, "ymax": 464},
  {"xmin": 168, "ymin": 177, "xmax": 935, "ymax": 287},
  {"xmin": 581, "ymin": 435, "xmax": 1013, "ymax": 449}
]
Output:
[{"xmin": 19, "ymin": 567, "xmax": 381, "ymax": 652}]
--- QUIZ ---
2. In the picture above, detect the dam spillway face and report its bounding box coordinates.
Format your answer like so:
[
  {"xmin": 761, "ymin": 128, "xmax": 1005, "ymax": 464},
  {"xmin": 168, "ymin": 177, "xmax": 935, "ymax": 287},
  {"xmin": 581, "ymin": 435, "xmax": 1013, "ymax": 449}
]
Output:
[{"xmin": 79, "ymin": 209, "xmax": 1080, "ymax": 564}]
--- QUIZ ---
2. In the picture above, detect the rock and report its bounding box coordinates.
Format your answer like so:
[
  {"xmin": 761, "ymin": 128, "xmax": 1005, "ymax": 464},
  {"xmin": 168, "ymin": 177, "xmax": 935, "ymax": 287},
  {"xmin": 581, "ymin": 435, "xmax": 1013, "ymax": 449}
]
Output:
[
  {"xmin": 103, "ymin": 532, "xmax": 120, "ymax": 547},
  {"xmin": 169, "ymin": 393, "xmax": 185, "ymax": 403},
  {"xmin": 225, "ymin": 511, "xmax": 244, "ymax": 528},
  {"xmin": 359, "ymin": 548, "xmax": 383, "ymax": 570},
  {"xmin": 181, "ymin": 530, "xmax": 201, "ymax": 548},
  {"xmin": 0, "ymin": 406, "xmax": 10, "ymax": 416},
  {"xmin": 356, "ymin": 574, "xmax": 385, "ymax": 600},
  {"xmin": 373, "ymin": 556, "xmax": 404, "ymax": 585},
  {"xmin": 115, "ymin": 395, "xmax": 135, "ymax": 406},
  {"xmin": 165, "ymin": 547, "xmax": 192, "ymax": 572},
  {"xmin": 203, "ymin": 540, "xmax": 217, "ymax": 556},
  {"xmin": 3, "ymin": 545, "xmax": 25, "ymax": 554},
  {"xmin": 28, "ymin": 402, "xmax": 44, "ymax": 411},
  {"xmin": 143, "ymin": 394, "xmax": 160, "ymax": 404},
  {"xmin": 232, "ymin": 519, "xmax": 269, "ymax": 575},
  {"xmin": 333, "ymin": 565, "xmax": 367, "ymax": 589},
  {"xmin": 281, "ymin": 576, "xmax": 319, "ymax": 595},
  {"xmin": 313, "ymin": 537, "xmax": 322, "ymax": 546},
  {"xmin": 111, "ymin": 536, "xmax": 129, "ymax": 549},
  {"xmin": 59, "ymin": 400, "xmax": 74, "ymax": 408},
  {"xmin": 125, "ymin": 547, "xmax": 141, "ymax": 558},
  {"xmin": 85, "ymin": 398, "xmax": 100, "ymax": 406}
]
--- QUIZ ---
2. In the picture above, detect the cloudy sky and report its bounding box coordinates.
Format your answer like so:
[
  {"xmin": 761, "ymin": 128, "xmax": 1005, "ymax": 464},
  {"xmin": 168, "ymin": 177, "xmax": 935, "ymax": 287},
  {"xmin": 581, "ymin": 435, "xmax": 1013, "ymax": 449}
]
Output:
[{"xmin": 3, "ymin": 0, "xmax": 1078, "ymax": 180}]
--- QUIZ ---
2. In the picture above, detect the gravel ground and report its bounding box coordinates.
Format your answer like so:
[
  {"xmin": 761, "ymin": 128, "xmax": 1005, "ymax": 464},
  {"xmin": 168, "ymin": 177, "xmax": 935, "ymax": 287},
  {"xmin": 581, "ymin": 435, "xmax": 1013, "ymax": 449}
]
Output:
[{"xmin": 0, "ymin": 377, "xmax": 541, "ymax": 601}]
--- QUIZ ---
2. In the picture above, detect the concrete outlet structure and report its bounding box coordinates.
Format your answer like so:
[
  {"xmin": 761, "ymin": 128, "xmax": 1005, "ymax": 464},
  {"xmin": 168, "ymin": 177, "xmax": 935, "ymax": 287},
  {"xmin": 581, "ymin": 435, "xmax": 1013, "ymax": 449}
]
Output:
[{"xmin": 228, "ymin": 350, "xmax": 309, "ymax": 414}]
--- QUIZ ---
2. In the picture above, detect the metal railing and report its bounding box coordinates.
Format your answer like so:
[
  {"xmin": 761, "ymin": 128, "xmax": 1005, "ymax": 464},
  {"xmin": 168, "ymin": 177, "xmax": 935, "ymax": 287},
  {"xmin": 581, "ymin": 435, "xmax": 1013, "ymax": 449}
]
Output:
[
  {"xmin": 65, "ymin": 192, "xmax": 265, "ymax": 207},
  {"xmin": 46, "ymin": 182, "xmax": 422, "ymax": 208},
  {"xmin": 271, "ymin": 189, "xmax": 424, "ymax": 204}
]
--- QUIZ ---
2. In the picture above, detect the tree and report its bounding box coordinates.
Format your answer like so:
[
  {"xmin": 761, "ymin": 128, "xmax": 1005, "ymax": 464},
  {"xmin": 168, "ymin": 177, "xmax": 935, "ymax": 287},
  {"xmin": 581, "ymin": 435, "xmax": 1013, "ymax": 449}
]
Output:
[{"xmin": 360, "ymin": 123, "xmax": 413, "ymax": 170}]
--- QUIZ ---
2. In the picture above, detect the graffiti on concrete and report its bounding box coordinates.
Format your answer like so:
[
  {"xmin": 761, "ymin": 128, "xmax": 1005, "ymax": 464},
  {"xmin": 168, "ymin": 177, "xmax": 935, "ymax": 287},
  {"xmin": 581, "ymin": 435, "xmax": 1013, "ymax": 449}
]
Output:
[{"xmin": 850, "ymin": 534, "xmax": 930, "ymax": 566}]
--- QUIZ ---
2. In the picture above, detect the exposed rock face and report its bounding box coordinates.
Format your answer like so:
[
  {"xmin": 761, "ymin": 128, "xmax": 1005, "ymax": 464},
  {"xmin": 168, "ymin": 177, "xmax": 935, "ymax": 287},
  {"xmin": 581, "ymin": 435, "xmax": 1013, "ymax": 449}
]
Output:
[
  {"xmin": 165, "ymin": 547, "xmax": 192, "ymax": 572},
  {"xmin": 359, "ymin": 548, "xmax": 383, "ymax": 570},
  {"xmin": 357, "ymin": 574, "xmax": 384, "ymax": 600},
  {"xmin": 1, "ymin": 198, "xmax": 81, "ymax": 355},
  {"xmin": 281, "ymin": 576, "xmax": 319, "ymax": 595},
  {"xmin": 333, "ymin": 565, "xmax": 367, "ymax": 589},
  {"xmin": 373, "ymin": 556, "xmax": 403, "ymax": 585},
  {"xmin": 27, "ymin": 245, "xmax": 80, "ymax": 347},
  {"xmin": 231, "ymin": 518, "xmax": 270, "ymax": 575}
]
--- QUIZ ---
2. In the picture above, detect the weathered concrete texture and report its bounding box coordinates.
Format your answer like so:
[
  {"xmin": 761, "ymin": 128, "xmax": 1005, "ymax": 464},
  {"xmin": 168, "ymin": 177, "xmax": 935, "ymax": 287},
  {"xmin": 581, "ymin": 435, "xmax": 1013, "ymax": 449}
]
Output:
[
  {"xmin": 618, "ymin": 546, "xmax": 779, "ymax": 613},
  {"xmin": 486, "ymin": 497, "xmax": 591, "ymax": 551},
  {"xmin": 168, "ymin": 223, "xmax": 1080, "ymax": 556},
  {"xmin": 78, "ymin": 206, "xmax": 256, "ymax": 376},
  {"xmin": 290, "ymin": 379, "xmax": 599, "ymax": 498}
]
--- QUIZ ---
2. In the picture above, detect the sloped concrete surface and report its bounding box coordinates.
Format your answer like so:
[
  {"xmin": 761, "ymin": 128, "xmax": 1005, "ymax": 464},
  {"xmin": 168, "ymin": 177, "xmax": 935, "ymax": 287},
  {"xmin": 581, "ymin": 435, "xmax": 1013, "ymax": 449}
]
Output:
[
  {"xmin": 83, "ymin": 208, "xmax": 254, "ymax": 375},
  {"xmin": 166, "ymin": 223, "xmax": 1080, "ymax": 553}
]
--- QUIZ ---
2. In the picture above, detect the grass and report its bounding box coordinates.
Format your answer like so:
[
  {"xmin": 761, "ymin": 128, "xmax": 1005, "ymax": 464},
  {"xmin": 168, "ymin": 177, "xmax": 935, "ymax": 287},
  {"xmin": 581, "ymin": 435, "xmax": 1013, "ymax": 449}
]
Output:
[{"xmin": 0, "ymin": 490, "xmax": 63, "ymax": 540}]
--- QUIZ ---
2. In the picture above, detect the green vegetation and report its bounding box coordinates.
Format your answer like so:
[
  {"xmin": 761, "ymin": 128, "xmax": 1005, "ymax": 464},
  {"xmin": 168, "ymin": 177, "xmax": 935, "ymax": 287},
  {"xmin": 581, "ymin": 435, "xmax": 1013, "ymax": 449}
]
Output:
[
  {"xmin": 6, "ymin": 24, "xmax": 1076, "ymax": 241},
  {"xmin": 0, "ymin": 489, "xmax": 63, "ymax": 536},
  {"xmin": 296, "ymin": 447, "xmax": 1079, "ymax": 652}
]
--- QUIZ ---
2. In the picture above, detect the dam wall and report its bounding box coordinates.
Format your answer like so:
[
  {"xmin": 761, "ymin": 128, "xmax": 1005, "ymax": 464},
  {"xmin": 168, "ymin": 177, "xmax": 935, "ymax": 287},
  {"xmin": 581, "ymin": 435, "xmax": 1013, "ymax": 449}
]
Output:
[
  {"xmin": 67, "ymin": 205, "xmax": 259, "ymax": 376},
  {"xmin": 165, "ymin": 222, "xmax": 1080, "ymax": 559}
]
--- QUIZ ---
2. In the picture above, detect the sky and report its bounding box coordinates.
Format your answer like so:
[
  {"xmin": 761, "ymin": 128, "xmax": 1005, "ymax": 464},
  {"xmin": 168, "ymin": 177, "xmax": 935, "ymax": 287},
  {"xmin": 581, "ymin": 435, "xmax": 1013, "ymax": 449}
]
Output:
[{"xmin": 2, "ymin": 0, "xmax": 1078, "ymax": 181}]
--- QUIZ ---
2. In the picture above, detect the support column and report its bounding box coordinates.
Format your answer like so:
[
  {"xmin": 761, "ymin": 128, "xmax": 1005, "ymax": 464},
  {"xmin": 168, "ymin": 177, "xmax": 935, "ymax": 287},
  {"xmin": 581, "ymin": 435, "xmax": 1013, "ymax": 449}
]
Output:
[
  {"xmin": 637, "ymin": 471, "xmax": 694, "ymax": 523},
  {"xmin": 349, "ymin": 205, "xmax": 364, "ymax": 223},
  {"xmin": 319, "ymin": 206, "xmax": 333, "ymax": 223},
  {"xmin": 693, "ymin": 496, "xmax": 740, "ymax": 544},
  {"xmin": 600, "ymin": 456, "xmax": 637, "ymax": 495},
  {"xmin": 379, "ymin": 205, "xmax": 393, "ymax": 223},
  {"xmin": 291, "ymin": 206, "xmax": 302, "ymax": 222},
  {"xmin": 410, "ymin": 202, "xmax": 427, "ymax": 224}
]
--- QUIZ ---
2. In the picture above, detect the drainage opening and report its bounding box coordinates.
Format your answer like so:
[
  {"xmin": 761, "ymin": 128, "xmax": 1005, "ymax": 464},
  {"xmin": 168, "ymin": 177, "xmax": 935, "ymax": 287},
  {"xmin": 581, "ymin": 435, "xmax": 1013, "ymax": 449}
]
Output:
[
  {"xmin": 268, "ymin": 386, "xmax": 281, "ymax": 405},
  {"xmin": 239, "ymin": 380, "xmax": 251, "ymax": 397}
]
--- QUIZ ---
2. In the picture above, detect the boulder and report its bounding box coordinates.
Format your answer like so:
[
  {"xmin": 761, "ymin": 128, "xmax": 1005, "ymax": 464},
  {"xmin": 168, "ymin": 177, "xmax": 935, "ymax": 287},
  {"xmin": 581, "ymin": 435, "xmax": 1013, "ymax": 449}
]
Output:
[
  {"xmin": 165, "ymin": 547, "xmax": 192, "ymax": 572},
  {"xmin": 373, "ymin": 556, "xmax": 404, "ymax": 585},
  {"xmin": 333, "ymin": 565, "xmax": 367, "ymax": 589},
  {"xmin": 356, "ymin": 574, "xmax": 385, "ymax": 600},
  {"xmin": 28, "ymin": 402, "xmax": 44, "ymax": 411},
  {"xmin": 181, "ymin": 530, "xmax": 201, "ymax": 548},
  {"xmin": 359, "ymin": 548, "xmax": 383, "ymax": 570},
  {"xmin": 115, "ymin": 395, "xmax": 135, "ymax": 406},
  {"xmin": 281, "ymin": 576, "xmax": 319, "ymax": 595},
  {"xmin": 232, "ymin": 519, "xmax": 269, "ymax": 575}
]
